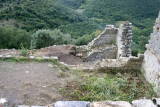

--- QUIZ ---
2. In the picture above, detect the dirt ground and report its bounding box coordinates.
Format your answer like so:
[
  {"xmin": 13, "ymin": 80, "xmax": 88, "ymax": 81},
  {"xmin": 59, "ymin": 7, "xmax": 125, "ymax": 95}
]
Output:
[
  {"xmin": 33, "ymin": 45, "xmax": 84, "ymax": 65},
  {"xmin": 0, "ymin": 62, "xmax": 79, "ymax": 106},
  {"xmin": 0, "ymin": 45, "xmax": 84, "ymax": 65}
]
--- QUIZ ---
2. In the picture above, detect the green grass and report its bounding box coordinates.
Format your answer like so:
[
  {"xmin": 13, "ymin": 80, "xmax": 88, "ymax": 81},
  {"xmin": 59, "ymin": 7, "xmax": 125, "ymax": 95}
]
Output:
[{"xmin": 61, "ymin": 70, "xmax": 156, "ymax": 102}]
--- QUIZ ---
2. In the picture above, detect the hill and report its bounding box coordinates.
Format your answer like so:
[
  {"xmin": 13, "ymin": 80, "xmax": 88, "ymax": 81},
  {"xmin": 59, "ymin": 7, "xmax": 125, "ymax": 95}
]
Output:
[{"xmin": 0, "ymin": 0, "xmax": 160, "ymax": 53}]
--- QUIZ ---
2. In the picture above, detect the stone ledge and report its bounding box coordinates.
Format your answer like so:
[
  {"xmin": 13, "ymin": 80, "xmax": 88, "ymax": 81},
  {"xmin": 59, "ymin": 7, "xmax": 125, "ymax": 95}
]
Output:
[{"xmin": 1, "ymin": 98, "xmax": 160, "ymax": 107}]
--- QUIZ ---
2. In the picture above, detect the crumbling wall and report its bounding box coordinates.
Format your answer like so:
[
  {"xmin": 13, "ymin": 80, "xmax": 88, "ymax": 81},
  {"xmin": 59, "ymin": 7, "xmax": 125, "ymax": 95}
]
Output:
[
  {"xmin": 85, "ymin": 46, "xmax": 117, "ymax": 61},
  {"xmin": 88, "ymin": 25, "xmax": 118, "ymax": 48},
  {"xmin": 75, "ymin": 23, "xmax": 133, "ymax": 62},
  {"xmin": 142, "ymin": 12, "xmax": 160, "ymax": 95},
  {"xmin": 70, "ymin": 54, "xmax": 144, "ymax": 72},
  {"xmin": 117, "ymin": 22, "xmax": 132, "ymax": 58},
  {"xmin": 85, "ymin": 25, "xmax": 118, "ymax": 61}
]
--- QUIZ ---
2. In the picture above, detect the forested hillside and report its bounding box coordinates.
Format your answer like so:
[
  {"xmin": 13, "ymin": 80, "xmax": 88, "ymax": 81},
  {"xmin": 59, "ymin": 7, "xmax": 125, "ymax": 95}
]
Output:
[{"xmin": 0, "ymin": 0, "xmax": 160, "ymax": 53}]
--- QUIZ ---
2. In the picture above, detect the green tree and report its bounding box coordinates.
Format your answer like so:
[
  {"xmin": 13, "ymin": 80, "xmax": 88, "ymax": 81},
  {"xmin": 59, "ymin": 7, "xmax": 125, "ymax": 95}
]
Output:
[
  {"xmin": 0, "ymin": 26, "xmax": 31, "ymax": 49},
  {"xmin": 31, "ymin": 29, "xmax": 72, "ymax": 49}
]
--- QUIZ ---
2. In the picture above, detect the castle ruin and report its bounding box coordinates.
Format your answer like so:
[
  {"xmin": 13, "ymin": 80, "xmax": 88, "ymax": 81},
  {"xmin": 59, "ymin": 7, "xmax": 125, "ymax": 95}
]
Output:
[{"xmin": 0, "ymin": 11, "xmax": 160, "ymax": 98}]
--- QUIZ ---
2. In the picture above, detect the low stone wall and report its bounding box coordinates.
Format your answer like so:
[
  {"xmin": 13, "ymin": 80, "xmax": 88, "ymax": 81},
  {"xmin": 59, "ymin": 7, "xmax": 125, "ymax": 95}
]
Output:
[
  {"xmin": 52, "ymin": 99, "xmax": 160, "ymax": 107},
  {"xmin": 70, "ymin": 54, "xmax": 144, "ymax": 72},
  {"xmin": 5, "ymin": 98, "xmax": 159, "ymax": 107}
]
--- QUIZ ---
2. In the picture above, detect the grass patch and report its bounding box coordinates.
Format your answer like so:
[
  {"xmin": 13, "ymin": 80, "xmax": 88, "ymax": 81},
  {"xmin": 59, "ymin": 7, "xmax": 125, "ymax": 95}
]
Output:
[{"xmin": 61, "ymin": 71, "xmax": 156, "ymax": 102}]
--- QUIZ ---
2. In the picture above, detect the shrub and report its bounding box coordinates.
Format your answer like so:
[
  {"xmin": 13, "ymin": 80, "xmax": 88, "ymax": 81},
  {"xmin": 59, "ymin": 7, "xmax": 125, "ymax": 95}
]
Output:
[
  {"xmin": 0, "ymin": 26, "xmax": 31, "ymax": 49},
  {"xmin": 20, "ymin": 44, "xmax": 29, "ymax": 57},
  {"xmin": 31, "ymin": 29, "xmax": 72, "ymax": 49}
]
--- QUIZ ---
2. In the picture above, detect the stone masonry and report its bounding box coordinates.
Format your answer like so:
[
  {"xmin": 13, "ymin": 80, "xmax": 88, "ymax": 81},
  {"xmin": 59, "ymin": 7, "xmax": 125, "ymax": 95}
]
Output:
[
  {"xmin": 142, "ymin": 12, "xmax": 160, "ymax": 95},
  {"xmin": 5, "ymin": 98, "xmax": 160, "ymax": 107},
  {"xmin": 78, "ymin": 22, "xmax": 133, "ymax": 62},
  {"xmin": 117, "ymin": 22, "xmax": 132, "ymax": 58},
  {"xmin": 85, "ymin": 25, "xmax": 118, "ymax": 61}
]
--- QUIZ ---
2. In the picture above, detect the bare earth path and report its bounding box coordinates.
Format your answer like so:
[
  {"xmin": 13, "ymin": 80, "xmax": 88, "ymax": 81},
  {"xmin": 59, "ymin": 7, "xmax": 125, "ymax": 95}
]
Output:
[{"xmin": 0, "ymin": 62, "xmax": 75, "ymax": 106}]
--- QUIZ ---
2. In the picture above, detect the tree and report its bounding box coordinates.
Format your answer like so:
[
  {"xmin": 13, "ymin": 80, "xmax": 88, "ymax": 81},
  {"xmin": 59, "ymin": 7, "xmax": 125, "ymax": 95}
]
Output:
[{"xmin": 31, "ymin": 29, "xmax": 72, "ymax": 49}]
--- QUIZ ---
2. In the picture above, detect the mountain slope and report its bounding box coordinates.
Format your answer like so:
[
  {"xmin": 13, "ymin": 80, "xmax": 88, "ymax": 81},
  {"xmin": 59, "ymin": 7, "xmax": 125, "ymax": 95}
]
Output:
[
  {"xmin": 0, "ymin": 0, "xmax": 160, "ymax": 52},
  {"xmin": 0, "ymin": 0, "xmax": 85, "ymax": 31}
]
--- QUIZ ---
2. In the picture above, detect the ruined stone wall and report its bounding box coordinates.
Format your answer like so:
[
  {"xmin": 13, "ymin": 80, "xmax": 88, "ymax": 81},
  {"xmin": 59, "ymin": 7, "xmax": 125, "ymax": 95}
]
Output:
[
  {"xmin": 70, "ymin": 54, "xmax": 144, "ymax": 72},
  {"xmin": 88, "ymin": 25, "xmax": 118, "ymax": 48},
  {"xmin": 85, "ymin": 25, "xmax": 118, "ymax": 61},
  {"xmin": 143, "ymin": 12, "xmax": 160, "ymax": 96},
  {"xmin": 75, "ymin": 23, "xmax": 133, "ymax": 62},
  {"xmin": 117, "ymin": 22, "xmax": 132, "ymax": 58}
]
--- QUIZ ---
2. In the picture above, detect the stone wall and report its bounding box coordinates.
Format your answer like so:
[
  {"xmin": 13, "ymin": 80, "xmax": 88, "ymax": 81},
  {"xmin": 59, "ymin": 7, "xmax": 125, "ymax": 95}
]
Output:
[
  {"xmin": 85, "ymin": 45, "xmax": 117, "ymax": 61},
  {"xmin": 77, "ymin": 22, "xmax": 133, "ymax": 62},
  {"xmin": 88, "ymin": 25, "xmax": 118, "ymax": 48},
  {"xmin": 70, "ymin": 54, "xmax": 144, "ymax": 72},
  {"xmin": 11, "ymin": 98, "xmax": 160, "ymax": 107},
  {"xmin": 142, "ymin": 12, "xmax": 160, "ymax": 96},
  {"xmin": 85, "ymin": 25, "xmax": 118, "ymax": 61},
  {"xmin": 117, "ymin": 22, "xmax": 132, "ymax": 58}
]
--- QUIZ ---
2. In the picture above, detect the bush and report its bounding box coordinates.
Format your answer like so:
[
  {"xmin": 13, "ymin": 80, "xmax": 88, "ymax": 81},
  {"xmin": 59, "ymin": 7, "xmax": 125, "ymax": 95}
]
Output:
[
  {"xmin": 0, "ymin": 26, "xmax": 31, "ymax": 49},
  {"xmin": 20, "ymin": 44, "xmax": 29, "ymax": 56},
  {"xmin": 31, "ymin": 29, "xmax": 72, "ymax": 49}
]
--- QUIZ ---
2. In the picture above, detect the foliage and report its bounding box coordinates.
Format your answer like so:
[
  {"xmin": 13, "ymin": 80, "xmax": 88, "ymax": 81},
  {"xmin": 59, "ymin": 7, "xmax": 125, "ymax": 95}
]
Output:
[
  {"xmin": 20, "ymin": 44, "xmax": 29, "ymax": 56},
  {"xmin": 31, "ymin": 29, "xmax": 72, "ymax": 49},
  {"xmin": 0, "ymin": 0, "xmax": 160, "ymax": 52},
  {"xmin": 0, "ymin": 26, "xmax": 31, "ymax": 49}
]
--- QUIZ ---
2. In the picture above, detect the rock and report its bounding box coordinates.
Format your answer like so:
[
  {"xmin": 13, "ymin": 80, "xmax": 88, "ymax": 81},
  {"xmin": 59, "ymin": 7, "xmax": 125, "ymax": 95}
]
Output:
[
  {"xmin": 0, "ymin": 98, "xmax": 7, "ymax": 104},
  {"xmin": 54, "ymin": 101, "xmax": 90, "ymax": 107},
  {"xmin": 90, "ymin": 101, "xmax": 132, "ymax": 107},
  {"xmin": 5, "ymin": 55, "xmax": 12, "ymax": 58},
  {"xmin": 50, "ymin": 56, "xmax": 58, "ymax": 60},
  {"xmin": 29, "ymin": 56, "xmax": 35, "ymax": 59},
  {"xmin": 42, "ymin": 56, "xmax": 50, "ymax": 59},
  {"xmin": 18, "ymin": 105, "xmax": 30, "ymax": 107},
  {"xmin": 31, "ymin": 106, "xmax": 47, "ymax": 107},
  {"xmin": 132, "ymin": 99, "xmax": 156, "ymax": 107}
]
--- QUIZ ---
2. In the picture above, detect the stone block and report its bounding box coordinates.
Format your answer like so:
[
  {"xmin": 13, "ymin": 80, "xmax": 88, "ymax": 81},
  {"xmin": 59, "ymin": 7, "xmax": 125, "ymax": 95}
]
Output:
[
  {"xmin": 31, "ymin": 106, "xmax": 48, "ymax": 107},
  {"xmin": 132, "ymin": 99, "xmax": 156, "ymax": 107},
  {"xmin": 90, "ymin": 101, "xmax": 132, "ymax": 107},
  {"xmin": 54, "ymin": 101, "xmax": 90, "ymax": 107},
  {"xmin": 17, "ymin": 105, "xmax": 30, "ymax": 107}
]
